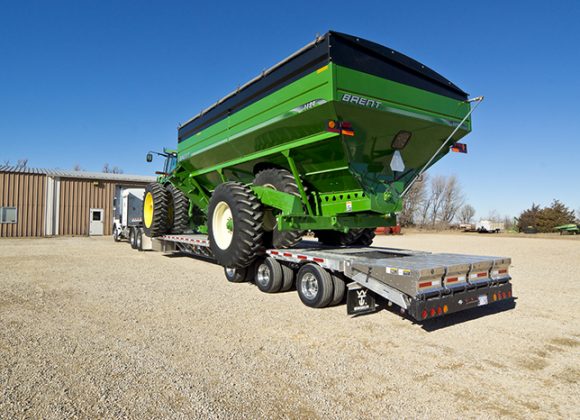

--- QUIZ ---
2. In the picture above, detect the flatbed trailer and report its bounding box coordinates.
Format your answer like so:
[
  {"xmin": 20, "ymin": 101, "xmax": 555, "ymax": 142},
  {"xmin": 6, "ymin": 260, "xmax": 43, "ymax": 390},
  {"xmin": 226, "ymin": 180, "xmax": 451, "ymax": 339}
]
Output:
[{"xmin": 135, "ymin": 232, "xmax": 513, "ymax": 322}]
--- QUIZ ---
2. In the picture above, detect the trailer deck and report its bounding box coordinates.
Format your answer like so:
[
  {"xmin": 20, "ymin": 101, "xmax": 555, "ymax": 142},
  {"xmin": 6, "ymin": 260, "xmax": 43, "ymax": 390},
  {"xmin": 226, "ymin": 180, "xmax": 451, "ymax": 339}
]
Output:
[{"xmin": 142, "ymin": 233, "xmax": 513, "ymax": 321}]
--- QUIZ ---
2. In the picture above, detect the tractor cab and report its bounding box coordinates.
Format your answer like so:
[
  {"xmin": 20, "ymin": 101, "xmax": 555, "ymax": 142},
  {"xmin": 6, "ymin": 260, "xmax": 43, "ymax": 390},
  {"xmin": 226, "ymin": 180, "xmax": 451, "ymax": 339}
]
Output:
[{"xmin": 146, "ymin": 148, "xmax": 177, "ymax": 182}]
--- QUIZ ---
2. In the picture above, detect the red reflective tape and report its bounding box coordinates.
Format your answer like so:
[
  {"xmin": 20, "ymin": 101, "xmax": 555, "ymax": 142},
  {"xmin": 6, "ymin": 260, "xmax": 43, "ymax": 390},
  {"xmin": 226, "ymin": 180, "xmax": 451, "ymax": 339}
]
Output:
[
  {"xmin": 419, "ymin": 281, "xmax": 432, "ymax": 288},
  {"xmin": 447, "ymin": 277, "xmax": 458, "ymax": 283},
  {"xmin": 270, "ymin": 250, "xmax": 279, "ymax": 255},
  {"xmin": 313, "ymin": 257, "xmax": 324, "ymax": 263},
  {"xmin": 297, "ymin": 255, "xmax": 307, "ymax": 260},
  {"xmin": 283, "ymin": 252, "xmax": 292, "ymax": 257},
  {"xmin": 499, "ymin": 269, "xmax": 508, "ymax": 274},
  {"xmin": 341, "ymin": 130, "xmax": 355, "ymax": 136},
  {"xmin": 477, "ymin": 272, "xmax": 487, "ymax": 278}
]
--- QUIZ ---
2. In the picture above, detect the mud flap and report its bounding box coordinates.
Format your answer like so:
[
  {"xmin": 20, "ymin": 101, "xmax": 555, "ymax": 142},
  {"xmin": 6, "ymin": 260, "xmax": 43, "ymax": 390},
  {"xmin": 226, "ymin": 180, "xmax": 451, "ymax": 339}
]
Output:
[{"xmin": 347, "ymin": 284, "xmax": 377, "ymax": 315}]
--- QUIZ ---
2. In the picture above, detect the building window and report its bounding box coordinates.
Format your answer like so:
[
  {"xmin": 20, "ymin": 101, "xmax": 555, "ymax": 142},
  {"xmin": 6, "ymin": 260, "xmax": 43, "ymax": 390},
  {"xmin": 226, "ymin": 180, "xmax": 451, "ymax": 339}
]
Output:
[{"xmin": 0, "ymin": 207, "xmax": 17, "ymax": 224}]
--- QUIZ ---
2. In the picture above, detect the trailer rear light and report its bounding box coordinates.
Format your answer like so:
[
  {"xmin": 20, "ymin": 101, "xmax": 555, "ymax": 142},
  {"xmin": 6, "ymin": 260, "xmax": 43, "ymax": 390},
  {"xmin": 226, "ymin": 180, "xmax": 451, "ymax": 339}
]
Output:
[
  {"xmin": 443, "ymin": 305, "xmax": 448, "ymax": 313},
  {"xmin": 327, "ymin": 120, "xmax": 354, "ymax": 136},
  {"xmin": 437, "ymin": 306, "xmax": 442, "ymax": 315},
  {"xmin": 502, "ymin": 292, "xmax": 507, "ymax": 299},
  {"xmin": 507, "ymin": 291, "xmax": 512, "ymax": 298},
  {"xmin": 327, "ymin": 120, "xmax": 340, "ymax": 133},
  {"xmin": 430, "ymin": 308, "xmax": 436, "ymax": 317},
  {"xmin": 492, "ymin": 293, "xmax": 497, "ymax": 301},
  {"xmin": 422, "ymin": 309, "xmax": 428, "ymax": 319}
]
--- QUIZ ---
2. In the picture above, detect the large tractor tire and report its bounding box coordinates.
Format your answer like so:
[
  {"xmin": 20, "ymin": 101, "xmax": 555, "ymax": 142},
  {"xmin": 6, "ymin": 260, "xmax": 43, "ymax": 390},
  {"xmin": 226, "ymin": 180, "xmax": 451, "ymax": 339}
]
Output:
[
  {"xmin": 208, "ymin": 182, "xmax": 264, "ymax": 268},
  {"xmin": 353, "ymin": 228, "xmax": 376, "ymax": 246},
  {"xmin": 314, "ymin": 229, "xmax": 363, "ymax": 246},
  {"xmin": 166, "ymin": 184, "xmax": 190, "ymax": 234},
  {"xmin": 253, "ymin": 168, "xmax": 304, "ymax": 249},
  {"xmin": 143, "ymin": 183, "xmax": 170, "ymax": 237}
]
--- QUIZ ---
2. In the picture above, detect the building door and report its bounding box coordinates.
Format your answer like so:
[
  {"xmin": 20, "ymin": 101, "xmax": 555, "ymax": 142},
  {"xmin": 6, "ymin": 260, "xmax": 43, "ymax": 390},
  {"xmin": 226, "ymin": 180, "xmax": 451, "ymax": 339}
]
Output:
[{"xmin": 89, "ymin": 208, "xmax": 104, "ymax": 235}]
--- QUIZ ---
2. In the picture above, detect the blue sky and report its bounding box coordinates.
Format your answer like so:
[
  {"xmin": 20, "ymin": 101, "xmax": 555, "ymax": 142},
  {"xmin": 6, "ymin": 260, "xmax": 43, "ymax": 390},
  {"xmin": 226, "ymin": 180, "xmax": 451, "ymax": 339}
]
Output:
[{"xmin": 1, "ymin": 0, "xmax": 578, "ymax": 218}]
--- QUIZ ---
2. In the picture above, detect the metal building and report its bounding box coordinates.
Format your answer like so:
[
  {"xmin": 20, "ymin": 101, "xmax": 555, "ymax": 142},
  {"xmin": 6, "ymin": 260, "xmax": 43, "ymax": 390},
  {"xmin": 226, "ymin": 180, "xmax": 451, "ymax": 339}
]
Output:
[{"xmin": 0, "ymin": 166, "xmax": 155, "ymax": 237}]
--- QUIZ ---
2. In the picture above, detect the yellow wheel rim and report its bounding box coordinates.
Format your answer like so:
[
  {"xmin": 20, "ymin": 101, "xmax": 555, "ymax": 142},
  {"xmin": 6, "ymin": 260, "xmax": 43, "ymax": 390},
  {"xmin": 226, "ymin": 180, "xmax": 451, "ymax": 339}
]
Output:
[{"xmin": 144, "ymin": 192, "xmax": 154, "ymax": 228}]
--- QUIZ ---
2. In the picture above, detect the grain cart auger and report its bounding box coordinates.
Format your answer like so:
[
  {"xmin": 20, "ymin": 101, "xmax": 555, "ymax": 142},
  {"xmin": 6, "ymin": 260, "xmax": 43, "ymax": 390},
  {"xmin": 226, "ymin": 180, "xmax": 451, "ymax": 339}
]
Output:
[{"xmin": 143, "ymin": 31, "xmax": 481, "ymax": 269}]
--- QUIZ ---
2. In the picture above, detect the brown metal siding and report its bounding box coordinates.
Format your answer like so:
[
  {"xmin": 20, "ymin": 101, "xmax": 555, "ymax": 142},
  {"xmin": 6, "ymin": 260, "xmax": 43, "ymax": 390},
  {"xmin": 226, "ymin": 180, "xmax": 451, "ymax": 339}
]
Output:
[
  {"xmin": 58, "ymin": 179, "xmax": 115, "ymax": 236},
  {"xmin": 0, "ymin": 172, "xmax": 46, "ymax": 237},
  {"xmin": 57, "ymin": 179, "xmax": 149, "ymax": 236}
]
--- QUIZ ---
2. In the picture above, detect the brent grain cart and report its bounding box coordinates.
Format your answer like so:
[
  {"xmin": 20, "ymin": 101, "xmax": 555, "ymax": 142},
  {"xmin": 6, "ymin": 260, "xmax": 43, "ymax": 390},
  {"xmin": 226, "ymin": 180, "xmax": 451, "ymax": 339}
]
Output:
[{"xmin": 143, "ymin": 31, "xmax": 480, "ymax": 270}]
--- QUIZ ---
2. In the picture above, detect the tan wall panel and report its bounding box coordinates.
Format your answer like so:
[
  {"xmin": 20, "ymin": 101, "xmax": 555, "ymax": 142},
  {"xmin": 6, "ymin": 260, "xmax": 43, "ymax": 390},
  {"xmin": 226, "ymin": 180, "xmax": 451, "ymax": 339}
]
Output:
[{"xmin": 0, "ymin": 172, "xmax": 46, "ymax": 237}]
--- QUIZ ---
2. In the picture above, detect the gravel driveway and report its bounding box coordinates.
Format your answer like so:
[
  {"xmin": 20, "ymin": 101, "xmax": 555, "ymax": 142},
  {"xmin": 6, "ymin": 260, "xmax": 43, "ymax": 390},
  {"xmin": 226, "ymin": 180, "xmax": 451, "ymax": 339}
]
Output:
[{"xmin": 0, "ymin": 233, "xmax": 578, "ymax": 418}]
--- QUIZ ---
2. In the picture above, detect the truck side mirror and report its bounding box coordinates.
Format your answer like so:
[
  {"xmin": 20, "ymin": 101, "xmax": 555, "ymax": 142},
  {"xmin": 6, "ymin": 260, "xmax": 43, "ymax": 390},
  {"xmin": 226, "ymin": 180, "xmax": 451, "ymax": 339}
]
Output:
[{"xmin": 146, "ymin": 153, "xmax": 153, "ymax": 162}]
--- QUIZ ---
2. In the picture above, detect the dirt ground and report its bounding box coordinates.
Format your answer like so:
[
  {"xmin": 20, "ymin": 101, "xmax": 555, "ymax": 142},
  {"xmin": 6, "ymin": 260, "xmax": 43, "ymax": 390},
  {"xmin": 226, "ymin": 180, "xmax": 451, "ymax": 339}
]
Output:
[{"xmin": 0, "ymin": 233, "xmax": 578, "ymax": 418}]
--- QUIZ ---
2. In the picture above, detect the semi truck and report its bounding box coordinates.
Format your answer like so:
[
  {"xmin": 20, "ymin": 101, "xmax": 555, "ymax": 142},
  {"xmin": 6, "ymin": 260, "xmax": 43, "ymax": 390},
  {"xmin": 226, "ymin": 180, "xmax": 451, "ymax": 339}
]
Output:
[
  {"xmin": 132, "ymin": 31, "xmax": 513, "ymax": 321},
  {"xmin": 112, "ymin": 187, "xmax": 146, "ymax": 248}
]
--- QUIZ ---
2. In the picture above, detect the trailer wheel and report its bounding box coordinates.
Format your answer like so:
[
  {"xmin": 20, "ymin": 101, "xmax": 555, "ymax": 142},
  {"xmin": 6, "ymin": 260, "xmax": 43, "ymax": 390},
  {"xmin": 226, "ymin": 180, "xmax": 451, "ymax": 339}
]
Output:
[
  {"xmin": 166, "ymin": 184, "xmax": 190, "ymax": 234},
  {"xmin": 224, "ymin": 266, "xmax": 251, "ymax": 283},
  {"xmin": 208, "ymin": 182, "xmax": 264, "ymax": 268},
  {"xmin": 143, "ymin": 183, "xmax": 170, "ymax": 237},
  {"xmin": 314, "ymin": 229, "xmax": 363, "ymax": 246},
  {"xmin": 280, "ymin": 264, "xmax": 295, "ymax": 292},
  {"xmin": 296, "ymin": 264, "xmax": 334, "ymax": 308},
  {"xmin": 129, "ymin": 228, "xmax": 137, "ymax": 249},
  {"xmin": 253, "ymin": 169, "xmax": 304, "ymax": 248},
  {"xmin": 113, "ymin": 225, "xmax": 121, "ymax": 242},
  {"xmin": 136, "ymin": 228, "xmax": 144, "ymax": 251},
  {"xmin": 353, "ymin": 228, "xmax": 375, "ymax": 246},
  {"xmin": 255, "ymin": 257, "xmax": 283, "ymax": 293},
  {"xmin": 330, "ymin": 274, "xmax": 346, "ymax": 306}
]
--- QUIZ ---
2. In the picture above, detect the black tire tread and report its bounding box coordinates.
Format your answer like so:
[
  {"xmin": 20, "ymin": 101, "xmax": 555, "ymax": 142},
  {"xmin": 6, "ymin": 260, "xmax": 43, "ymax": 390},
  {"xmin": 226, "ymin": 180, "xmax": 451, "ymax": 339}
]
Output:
[
  {"xmin": 143, "ymin": 183, "xmax": 170, "ymax": 237},
  {"xmin": 167, "ymin": 184, "xmax": 190, "ymax": 234},
  {"xmin": 280, "ymin": 264, "xmax": 295, "ymax": 292},
  {"xmin": 314, "ymin": 229, "xmax": 363, "ymax": 246},
  {"xmin": 353, "ymin": 228, "xmax": 376, "ymax": 246},
  {"xmin": 330, "ymin": 274, "xmax": 346, "ymax": 306},
  {"xmin": 208, "ymin": 182, "xmax": 264, "ymax": 268}
]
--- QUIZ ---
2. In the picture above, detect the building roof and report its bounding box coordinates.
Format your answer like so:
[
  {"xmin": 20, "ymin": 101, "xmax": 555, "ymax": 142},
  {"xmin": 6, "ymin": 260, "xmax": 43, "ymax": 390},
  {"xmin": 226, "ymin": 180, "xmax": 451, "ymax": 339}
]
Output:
[{"xmin": 0, "ymin": 165, "xmax": 156, "ymax": 183}]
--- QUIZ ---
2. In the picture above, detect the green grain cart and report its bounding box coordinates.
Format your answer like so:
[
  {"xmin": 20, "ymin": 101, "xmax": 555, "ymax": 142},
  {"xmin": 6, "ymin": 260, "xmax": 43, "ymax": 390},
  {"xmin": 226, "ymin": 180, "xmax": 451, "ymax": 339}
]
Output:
[{"xmin": 144, "ymin": 31, "xmax": 478, "ymax": 269}]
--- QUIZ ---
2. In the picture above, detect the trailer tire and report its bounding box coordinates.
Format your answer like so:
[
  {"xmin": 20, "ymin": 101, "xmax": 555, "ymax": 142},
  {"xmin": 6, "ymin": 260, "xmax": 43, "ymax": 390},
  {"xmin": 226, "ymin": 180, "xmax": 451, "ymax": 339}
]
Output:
[
  {"xmin": 255, "ymin": 257, "xmax": 283, "ymax": 293},
  {"xmin": 208, "ymin": 182, "xmax": 264, "ymax": 268},
  {"xmin": 353, "ymin": 228, "xmax": 375, "ymax": 246},
  {"xmin": 113, "ymin": 225, "xmax": 121, "ymax": 242},
  {"xmin": 253, "ymin": 169, "xmax": 304, "ymax": 249},
  {"xmin": 143, "ymin": 183, "xmax": 170, "ymax": 237},
  {"xmin": 136, "ymin": 228, "xmax": 143, "ymax": 251},
  {"xmin": 330, "ymin": 274, "xmax": 346, "ymax": 306},
  {"xmin": 224, "ymin": 266, "xmax": 251, "ymax": 283},
  {"xmin": 314, "ymin": 229, "xmax": 363, "ymax": 246},
  {"xmin": 280, "ymin": 264, "xmax": 295, "ymax": 292},
  {"xmin": 166, "ymin": 184, "xmax": 190, "ymax": 234},
  {"xmin": 296, "ymin": 264, "xmax": 334, "ymax": 308},
  {"xmin": 129, "ymin": 228, "xmax": 137, "ymax": 249}
]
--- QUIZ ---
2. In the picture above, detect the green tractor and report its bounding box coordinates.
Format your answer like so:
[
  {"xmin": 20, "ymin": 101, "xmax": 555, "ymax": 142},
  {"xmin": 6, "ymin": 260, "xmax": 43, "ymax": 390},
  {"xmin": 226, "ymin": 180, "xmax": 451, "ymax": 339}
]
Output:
[{"xmin": 143, "ymin": 31, "xmax": 478, "ymax": 268}]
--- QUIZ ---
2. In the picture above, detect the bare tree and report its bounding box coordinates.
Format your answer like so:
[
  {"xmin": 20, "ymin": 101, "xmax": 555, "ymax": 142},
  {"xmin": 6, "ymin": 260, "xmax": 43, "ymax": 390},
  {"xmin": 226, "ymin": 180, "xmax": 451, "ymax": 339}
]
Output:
[
  {"xmin": 399, "ymin": 175, "xmax": 427, "ymax": 226},
  {"xmin": 486, "ymin": 209, "xmax": 501, "ymax": 222},
  {"xmin": 576, "ymin": 207, "xmax": 580, "ymax": 223},
  {"xmin": 428, "ymin": 175, "xmax": 447, "ymax": 227},
  {"xmin": 103, "ymin": 163, "xmax": 123, "ymax": 174},
  {"xmin": 73, "ymin": 164, "xmax": 84, "ymax": 171},
  {"xmin": 16, "ymin": 158, "xmax": 28, "ymax": 168},
  {"xmin": 458, "ymin": 204, "xmax": 476, "ymax": 224},
  {"xmin": 439, "ymin": 175, "xmax": 465, "ymax": 224}
]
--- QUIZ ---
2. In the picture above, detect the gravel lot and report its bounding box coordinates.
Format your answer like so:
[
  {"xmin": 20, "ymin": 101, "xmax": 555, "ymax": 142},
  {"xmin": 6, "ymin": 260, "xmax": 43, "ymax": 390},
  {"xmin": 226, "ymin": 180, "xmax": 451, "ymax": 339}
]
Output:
[{"xmin": 1, "ymin": 233, "xmax": 578, "ymax": 418}]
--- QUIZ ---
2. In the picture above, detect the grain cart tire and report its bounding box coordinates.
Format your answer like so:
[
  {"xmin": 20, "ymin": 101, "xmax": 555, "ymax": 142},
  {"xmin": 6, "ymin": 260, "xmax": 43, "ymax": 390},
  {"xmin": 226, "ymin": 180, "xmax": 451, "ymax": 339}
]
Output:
[
  {"xmin": 136, "ymin": 228, "xmax": 144, "ymax": 251},
  {"xmin": 314, "ymin": 229, "xmax": 363, "ymax": 246},
  {"xmin": 208, "ymin": 182, "xmax": 264, "ymax": 268},
  {"xmin": 166, "ymin": 184, "xmax": 190, "ymax": 234},
  {"xmin": 253, "ymin": 169, "xmax": 304, "ymax": 248},
  {"xmin": 129, "ymin": 228, "xmax": 137, "ymax": 249},
  {"xmin": 330, "ymin": 274, "xmax": 346, "ymax": 306},
  {"xmin": 280, "ymin": 264, "xmax": 295, "ymax": 292},
  {"xmin": 224, "ymin": 266, "xmax": 252, "ymax": 283},
  {"xmin": 353, "ymin": 228, "xmax": 376, "ymax": 246},
  {"xmin": 143, "ymin": 183, "xmax": 170, "ymax": 237},
  {"xmin": 254, "ymin": 257, "xmax": 284, "ymax": 293},
  {"xmin": 296, "ymin": 264, "xmax": 334, "ymax": 308}
]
